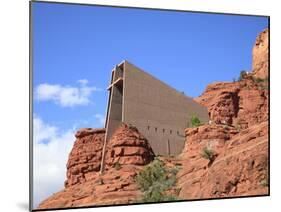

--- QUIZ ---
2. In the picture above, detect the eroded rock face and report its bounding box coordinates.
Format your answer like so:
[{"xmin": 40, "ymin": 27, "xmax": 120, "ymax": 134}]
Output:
[
  {"xmin": 204, "ymin": 122, "xmax": 268, "ymax": 198},
  {"xmin": 38, "ymin": 124, "xmax": 154, "ymax": 209},
  {"xmin": 38, "ymin": 166, "xmax": 143, "ymax": 209},
  {"xmin": 195, "ymin": 29, "xmax": 269, "ymax": 128},
  {"xmin": 195, "ymin": 82, "xmax": 240, "ymax": 126},
  {"xmin": 176, "ymin": 122, "xmax": 268, "ymax": 199},
  {"xmin": 195, "ymin": 78, "xmax": 268, "ymax": 129},
  {"xmin": 64, "ymin": 128, "xmax": 105, "ymax": 188},
  {"xmin": 105, "ymin": 123, "xmax": 155, "ymax": 168},
  {"xmin": 181, "ymin": 124, "xmax": 239, "ymax": 160},
  {"xmin": 176, "ymin": 29, "xmax": 269, "ymax": 199},
  {"xmin": 252, "ymin": 29, "xmax": 269, "ymax": 79}
]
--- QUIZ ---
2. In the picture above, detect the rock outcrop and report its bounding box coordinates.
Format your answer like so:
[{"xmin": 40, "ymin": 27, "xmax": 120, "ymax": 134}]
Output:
[
  {"xmin": 181, "ymin": 124, "xmax": 239, "ymax": 160},
  {"xmin": 252, "ymin": 28, "xmax": 269, "ymax": 79},
  {"xmin": 38, "ymin": 165, "xmax": 143, "ymax": 209},
  {"xmin": 195, "ymin": 78, "xmax": 268, "ymax": 129},
  {"xmin": 105, "ymin": 123, "xmax": 154, "ymax": 168},
  {"xmin": 195, "ymin": 29, "xmax": 269, "ymax": 129},
  {"xmin": 175, "ymin": 121, "xmax": 268, "ymax": 199},
  {"xmin": 64, "ymin": 128, "xmax": 105, "ymax": 187},
  {"xmin": 195, "ymin": 29, "xmax": 268, "ymax": 129},
  {"xmin": 38, "ymin": 124, "xmax": 154, "ymax": 209},
  {"xmin": 169, "ymin": 28, "xmax": 269, "ymax": 200}
]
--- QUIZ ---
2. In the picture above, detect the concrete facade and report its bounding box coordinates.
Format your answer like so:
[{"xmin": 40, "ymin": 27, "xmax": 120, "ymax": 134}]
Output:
[{"xmin": 104, "ymin": 60, "xmax": 209, "ymax": 156}]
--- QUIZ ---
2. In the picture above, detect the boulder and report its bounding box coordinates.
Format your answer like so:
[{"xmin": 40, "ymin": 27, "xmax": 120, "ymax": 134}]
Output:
[
  {"xmin": 64, "ymin": 128, "xmax": 105, "ymax": 187},
  {"xmin": 105, "ymin": 123, "xmax": 154, "ymax": 167}
]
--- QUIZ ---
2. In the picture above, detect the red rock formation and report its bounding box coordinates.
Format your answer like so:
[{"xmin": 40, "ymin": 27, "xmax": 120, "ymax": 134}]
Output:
[
  {"xmin": 176, "ymin": 121, "xmax": 268, "ymax": 199},
  {"xmin": 195, "ymin": 82, "xmax": 240, "ymax": 125},
  {"xmin": 105, "ymin": 123, "xmax": 154, "ymax": 168},
  {"xmin": 178, "ymin": 29, "xmax": 269, "ymax": 199},
  {"xmin": 38, "ymin": 124, "xmax": 154, "ymax": 209},
  {"xmin": 64, "ymin": 128, "xmax": 105, "ymax": 187},
  {"xmin": 181, "ymin": 124, "xmax": 239, "ymax": 160},
  {"xmin": 252, "ymin": 29, "xmax": 269, "ymax": 79},
  {"xmin": 195, "ymin": 78, "xmax": 268, "ymax": 128},
  {"xmin": 195, "ymin": 29, "xmax": 269, "ymax": 128},
  {"xmin": 38, "ymin": 165, "xmax": 143, "ymax": 209}
]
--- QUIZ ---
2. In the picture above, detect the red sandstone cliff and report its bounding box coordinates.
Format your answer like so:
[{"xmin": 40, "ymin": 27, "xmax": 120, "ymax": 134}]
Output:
[
  {"xmin": 38, "ymin": 124, "xmax": 154, "ymax": 209},
  {"xmin": 175, "ymin": 121, "xmax": 268, "ymax": 199},
  {"xmin": 65, "ymin": 128, "xmax": 105, "ymax": 188},
  {"xmin": 38, "ymin": 29, "xmax": 269, "ymax": 209},
  {"xmin": 105, "ymin": 124, "xmax": 154, "ymax": 168},
  {"xmin": 174, "ymin": 28, "xmax": 269, "ymax": 200},
  {"xmin": 194, "ymin": 77, "xmax": 268, "ymax": 128},
  {"xmin": 195, "ymin": 28, "xmax": 269, "ymax": 128},
  {"xmin": 252, "ymin": 28, "xmax": 269, "ymax": 79}
]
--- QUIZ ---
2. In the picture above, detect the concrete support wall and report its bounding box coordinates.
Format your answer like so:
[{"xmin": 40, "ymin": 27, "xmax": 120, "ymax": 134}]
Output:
[
  {"xmin": 122, "ymin": 61, "xmax": 209, "ymax": 155},
  {"xmin": 104, "ymin": 60, "xmax": 209, "ymax": 156},
  {"xmin": 105, "ymin": 66, "xmax": 124, "ymax": 142}
]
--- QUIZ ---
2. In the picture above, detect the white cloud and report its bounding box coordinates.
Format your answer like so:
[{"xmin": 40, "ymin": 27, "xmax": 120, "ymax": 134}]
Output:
[
  {"xmin": 33, "ymin": 115, "xmax": 76, "ymax": 208},
  {"xmin": 94, "ymin": 114, "xmax": 105, "ymax": 127},
  {"xmin": 35, "ymin": 80, "xmax": 101, "ymax": 107},
  {"xmin": 33, "ymin": 114, "xmax": 57, "ymax": 144},
  {"xmin": 77, "ymin": 79, "xmax": 89, "ymax": 86}
]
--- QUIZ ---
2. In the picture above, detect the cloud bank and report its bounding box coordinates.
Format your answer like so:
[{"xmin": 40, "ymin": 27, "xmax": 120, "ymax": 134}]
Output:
[
  {"xmin": 35, "ymin": 80, "xmax": 101, "ymax": 107},
  {"xmin": 33, "ymin": 115, "xmax": 75, "ymax": 208}
]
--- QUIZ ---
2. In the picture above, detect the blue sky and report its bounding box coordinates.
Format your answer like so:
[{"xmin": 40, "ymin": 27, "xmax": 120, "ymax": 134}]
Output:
[{"xmin": 32, "ymin": 1, "xmax": 268, "ymax": 208}]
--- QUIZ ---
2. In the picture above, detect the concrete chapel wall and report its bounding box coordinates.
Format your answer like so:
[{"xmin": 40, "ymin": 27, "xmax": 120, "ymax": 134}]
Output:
[{"xmin": 121, "ymin": 61, "xmax": 209, "ymax": 155}]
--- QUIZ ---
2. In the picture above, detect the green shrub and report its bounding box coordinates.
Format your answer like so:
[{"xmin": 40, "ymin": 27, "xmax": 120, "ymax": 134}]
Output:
[
  {"xmin": 238, "ymin": 70, "xmax": 247, "ymax": 81},
  {"xmin": 253, "ymin": 77, "xmax": 269, "ymax": 90},
  {"xmin": 201, "ymin": 147, "xmax": 215, "ymax": 161},
  {"xmin": 254, "ymin": 76, "xmax": 268, "ymax": 83},
  {"xmin": 135, "ymin": 158, "xmax": 179, "ymax": 203},
  {"xmin": 260, "ymin": 177, "xmax": 269, "ymax": 187},
  {"xmin": 113, "ymin": 161, "xmax": 121, "ymax": 170},
  {"xmin": 175, "ymin": 187, "xmax": 181, "ymax": 195},
  {"xmin": 255, "ymin": 78, "xmax": 264, "ymax": 83},
  {"xmin": 190, "ymin": 115, "xmax": 202, "ymax": 127}
]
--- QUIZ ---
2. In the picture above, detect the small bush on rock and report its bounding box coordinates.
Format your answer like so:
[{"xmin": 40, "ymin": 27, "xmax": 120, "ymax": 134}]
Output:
[
  {"xmin": 190, "ymin": 115, "xmax": 202, "ymax": 127},
  {"xmin": 253, "ymin": 76, "xmax": 269, "ymax": 90},
  {"xmin": 135, "ymin": 158, "xmax": 179, "ymax": 203},
  {"xmin": 260, "ymin": 177, "xmax": 269, "ymax": 187},
  {"xmin": 113, "ymin": 161, "xmax": 121, "ymax": 170},
  {"xmin": 238, "ymin": 70, "xmax": 248, "ymax": 81},
  {"xmin": 201, "ymin": 147, "xmax": 215, "ymax": 161}
]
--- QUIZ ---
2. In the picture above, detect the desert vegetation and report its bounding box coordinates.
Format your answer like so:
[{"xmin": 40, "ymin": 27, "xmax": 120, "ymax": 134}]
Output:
[
  {"xmin": 135, "ymin": 158, "xmax": 180, "ymax": 203},
  {"xmin": 253, "ymin": 76, "xmax": 269, "ymax": 90},
  {"xmin": 113, "ymin": 161, "xmax": 121, "ymax": 170},
  {"xmin": 238, "ymin": 70, "xmax": 248, "ymax": 81},
  {"xmin": 190, "ymin": 115, "xmax": 202, "ymax": 127},
  {"xmin": 201, "ymin": 147, "xmax": 215, "ymax": 161}
]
